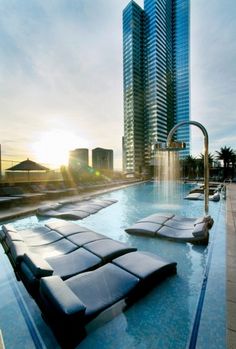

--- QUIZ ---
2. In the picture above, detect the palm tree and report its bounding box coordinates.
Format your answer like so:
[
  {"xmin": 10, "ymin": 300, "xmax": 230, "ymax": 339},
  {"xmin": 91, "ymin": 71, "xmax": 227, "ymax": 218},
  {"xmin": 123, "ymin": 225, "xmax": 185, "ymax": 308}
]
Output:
[
  {"xmin": 197, "ymin": 153, "xmax": 214, "ymax": 178},
  {"xmin": 216, "ymin": 146, "xmax": 236, "ymax": 179},
  {"xmin": 182, "ymin": 155, "xmax": 197, "ymax": 179}
]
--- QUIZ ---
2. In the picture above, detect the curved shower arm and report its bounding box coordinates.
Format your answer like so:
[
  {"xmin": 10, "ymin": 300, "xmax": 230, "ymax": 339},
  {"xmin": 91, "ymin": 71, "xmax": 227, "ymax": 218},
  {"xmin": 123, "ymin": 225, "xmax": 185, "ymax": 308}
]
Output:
[{"xmin": 167, "ymin": 120, "xmax": 209, "ymax": 215}]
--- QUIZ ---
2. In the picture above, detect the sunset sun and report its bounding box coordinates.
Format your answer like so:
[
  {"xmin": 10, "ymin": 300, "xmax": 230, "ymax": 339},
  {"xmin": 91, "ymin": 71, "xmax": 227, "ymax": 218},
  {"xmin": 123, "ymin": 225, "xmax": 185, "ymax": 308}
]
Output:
[{"xmin": 31, "ymin": 130, "xmax": 80, "ymax": 168}]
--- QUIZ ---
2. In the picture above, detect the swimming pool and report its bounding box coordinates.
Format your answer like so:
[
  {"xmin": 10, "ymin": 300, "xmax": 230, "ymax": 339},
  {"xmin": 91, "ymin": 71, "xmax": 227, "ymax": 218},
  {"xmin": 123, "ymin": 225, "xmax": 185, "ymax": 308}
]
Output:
[{"xmin": 0, "ymin": 181, "xmax": 226, "ymax": 348}]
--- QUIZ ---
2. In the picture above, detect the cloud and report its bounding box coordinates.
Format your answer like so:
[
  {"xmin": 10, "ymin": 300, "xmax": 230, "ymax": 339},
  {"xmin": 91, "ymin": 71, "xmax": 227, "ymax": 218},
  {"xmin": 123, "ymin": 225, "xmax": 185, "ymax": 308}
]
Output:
[
  {"xmin": 0, "ymin": 0, "xmax": 235, "ymax": 170},
  {"xmin": 191, "ymin": 0, "xmax": 236, "ymax": 156}
]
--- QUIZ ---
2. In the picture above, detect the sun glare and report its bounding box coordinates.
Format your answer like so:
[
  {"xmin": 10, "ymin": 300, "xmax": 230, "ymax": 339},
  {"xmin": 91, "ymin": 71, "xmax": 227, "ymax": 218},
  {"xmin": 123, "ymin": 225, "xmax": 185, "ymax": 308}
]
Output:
[{"xmin": 31, "ymin": 130, "xmax": 81, "ymax": 168}]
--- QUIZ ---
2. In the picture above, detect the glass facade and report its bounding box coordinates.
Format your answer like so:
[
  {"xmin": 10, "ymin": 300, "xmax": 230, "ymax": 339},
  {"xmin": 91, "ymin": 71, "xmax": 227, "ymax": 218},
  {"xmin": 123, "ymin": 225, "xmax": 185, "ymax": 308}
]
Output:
[
  {"xmin": 123, "ymin": 0, "xmax": 190, "ymax": 173},
  {"xmin": 123, "ymin": 1, "xmax": 145, "ymax": 174},
  {"xmin": 173, "ymin": 0, "xmax": 190, "ymax": 157}
]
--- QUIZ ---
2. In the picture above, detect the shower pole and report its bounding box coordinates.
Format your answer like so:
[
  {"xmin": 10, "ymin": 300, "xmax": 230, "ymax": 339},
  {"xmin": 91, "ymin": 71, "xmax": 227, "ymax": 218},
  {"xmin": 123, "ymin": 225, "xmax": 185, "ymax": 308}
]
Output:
[{"xmin": 166, "ymin": 121, "xmax": 209, "ymax": 215}]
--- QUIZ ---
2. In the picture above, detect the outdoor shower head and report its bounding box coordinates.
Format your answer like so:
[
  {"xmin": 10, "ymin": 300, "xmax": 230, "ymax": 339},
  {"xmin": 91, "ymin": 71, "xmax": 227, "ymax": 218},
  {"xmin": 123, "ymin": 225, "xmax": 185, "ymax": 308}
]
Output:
[{"xmin": 154, "ymin": 141, "xmax": 186, "ymax": 152}]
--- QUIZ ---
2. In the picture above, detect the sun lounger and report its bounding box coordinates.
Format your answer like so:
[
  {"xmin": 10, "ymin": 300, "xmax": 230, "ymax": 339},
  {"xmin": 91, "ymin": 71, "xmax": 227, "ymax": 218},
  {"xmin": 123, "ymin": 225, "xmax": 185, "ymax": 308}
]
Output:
[
  {"xmin": 125, "ymin": 213, "xmax": 214, "ymax": 244},
  {"xmin": 39, "ymin": 251, "xmax": 176, "ymax": 345},
  {"xmin": 1, "ymin": 221, "xmax": 136, "ymax": 296},
  {"xmin": 36, "ymin": 198, "xmax": 117, "ymax": 220},
  {"xmin": 1, "ymin": 220, "xmax": 177, "ymax": 347},
  {"xmin": 0, "ymin": 196, "xmax": 22, "ymax": 208},
  {"xmin": 1, "ymin": 186, "xmax": 45, "ymax": 202},
  {"xmin": 31, "ymin": 183, "xmax": 77, "ymax": 198},
  {"xmin": 185, "ymin": 192, "xmax": 220, "ymax": 201}
]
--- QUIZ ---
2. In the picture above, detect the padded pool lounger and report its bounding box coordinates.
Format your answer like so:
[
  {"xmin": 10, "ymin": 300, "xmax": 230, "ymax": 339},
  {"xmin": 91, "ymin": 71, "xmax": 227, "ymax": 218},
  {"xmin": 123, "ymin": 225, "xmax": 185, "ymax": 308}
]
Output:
[
  {"xmin": 0, "ymin": 220, "xmax": 177, "ymax": 347},
  {"xmin": 1, "ymin": 221, "xmax": 136, "ymax": 295},
  {"xmin": 125, "ymin": 213, "xmax": 214, "ymax": 244},
  {"xmin": 39, "ymin": 251, "xmax": 176, "ymax": 345},
  {"xmin": 36, "ymin": 198, "xmax": 118, "ymax": 220}
]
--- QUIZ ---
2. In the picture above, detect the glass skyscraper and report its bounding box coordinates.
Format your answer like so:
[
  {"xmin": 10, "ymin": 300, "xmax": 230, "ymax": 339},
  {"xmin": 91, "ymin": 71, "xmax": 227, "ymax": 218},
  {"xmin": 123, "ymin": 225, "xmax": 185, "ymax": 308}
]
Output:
[{"xmin": 123, "ymin": 0, "xmax": 190, "ymax": 174}]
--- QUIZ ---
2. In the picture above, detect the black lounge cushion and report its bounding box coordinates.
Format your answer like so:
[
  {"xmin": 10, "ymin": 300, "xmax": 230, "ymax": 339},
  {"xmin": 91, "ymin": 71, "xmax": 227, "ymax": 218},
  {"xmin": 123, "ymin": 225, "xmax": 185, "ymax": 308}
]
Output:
[
  {"xmin": 125, "ymin": 222, "xmax": 162, "ymax": 236},
  {"xmin": 25, "ymin": 231, "xmax": 63, "ymax": 246},
  {"xmin": 47, "ymin": 248, "xmax": 102, "ymax": 279},
  {"xmin": 83, "ymin": 239, "xmax": 137, "ymax": 261},
  {"xmin": 192, "ymin": 222, "xmax": 208, "ymax": 237},
  {"xmin": 21, "ymin": 247, "xmax": 102, "ymax": 282},
  {"xmin": 19, "ymin": 226, "xmax": 52, "ymax": 238},
  {"xmin": 138, "ymin": 214, "xmax": 172, "ymax": 225},
  {"xmin": 5, "ymin": 230, "xmax": 24, "ymax": 245},
  {"xmin": 23, "ymin": 252, "xmax": 54, "ymax": 277},
  {"xmin": 2, "ymin": 224, "xmax": 17, "ymax": 235},
  {"xmin": 163, "ymin": 220, "xmax": 194, "ymax": 230},
  {"xmin": 157, "ymin": 226, "xmax": 194, "ymax": 239},
  {"xmin": 19, "ymin": 248, "xmax": 103, "ymax": 296},
  {"xmin": 9, "ymin": 238, "xmax": 78, "ymax": 264},
  {"xmin": 37, "ymin": 208, "xmax": 90, "ymax": 220},
  {"xmin": 125, "ymin": 213, "xmax": 213, "ymax": 244},
  {"xmin": 3, "ymin": 226, "xmax": 55, "ymax": 247},
  {"xmin": 40, "ymin": 275, "xmax": 86, "ymax": 321},
  {"xmin": 65, "ymin": 263, "xmax": 139, "ymax": 318},
  {"xmin": 67, "ymin": 231, "xmax": 107, "ymax": 246},
  {"xmin": 37, "ymin": 198, "xmax": 117, "ymax": 220},
  {"xmin": 72, "ymin": 205, "xmax": 102, "ymax": 214},
  {"xmin": 30, "ymin": 239, "xmax": 78, "ymax": 258},
  {"xmin": 39, "ymin": 264, "xmax": 139, "ymax": 325},
  {"xmin": 46, "ymin": 222, "xmax": 90, "ymax": 237},
  {"xmin": 9, "ymin": 241, "xmax": 30, "ymax": 264},
  {"xmin": 0, "ymin": 230, "xmax": 5, "ymax": 241},
  {"xmin": 9, "ymin": 226, "xmax": 51, "ymax": 240},
  {"xmin": 112, "ymin": 251, "xmax": 177, "ymax": 280}
]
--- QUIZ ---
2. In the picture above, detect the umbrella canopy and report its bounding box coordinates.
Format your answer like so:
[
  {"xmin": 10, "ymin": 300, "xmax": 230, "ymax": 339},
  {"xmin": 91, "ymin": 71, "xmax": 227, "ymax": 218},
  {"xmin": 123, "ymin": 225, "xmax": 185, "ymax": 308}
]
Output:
[{"xmin": 7, "ymin": 158, "xmax": 49, "ymax": 171}]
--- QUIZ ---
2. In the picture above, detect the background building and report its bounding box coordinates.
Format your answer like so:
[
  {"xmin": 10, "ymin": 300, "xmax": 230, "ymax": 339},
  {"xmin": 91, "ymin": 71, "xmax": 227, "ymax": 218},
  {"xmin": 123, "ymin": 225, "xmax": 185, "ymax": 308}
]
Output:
[
  {"xmin": 92, "ymin": 148, "xmax": 113, "ymax": 170},
  {"xmin": 123, "ymin": 0, "xmax": 190, "ymax": 174},
  {"xmin": 68, "ymin": 148, "xmax": 89, "ymax": 170}
]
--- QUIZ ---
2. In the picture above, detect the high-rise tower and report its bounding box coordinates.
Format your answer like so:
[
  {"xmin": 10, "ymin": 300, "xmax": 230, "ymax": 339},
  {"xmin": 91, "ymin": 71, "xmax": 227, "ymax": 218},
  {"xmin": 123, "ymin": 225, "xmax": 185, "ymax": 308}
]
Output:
[
  {"xmin": 123, "ymin": 0, "xmax": 190, "ymax": 174},
  {"xmin": 123, "ymin": 1, "xmax": 145, "ymax": 174}
]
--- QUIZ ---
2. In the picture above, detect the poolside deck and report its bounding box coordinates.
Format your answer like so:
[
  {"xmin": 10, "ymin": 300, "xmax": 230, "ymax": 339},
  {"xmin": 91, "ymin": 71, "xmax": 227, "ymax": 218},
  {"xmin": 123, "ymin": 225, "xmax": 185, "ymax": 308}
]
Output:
[
  {"xmin": 0, "ymin": 180, "xmax": 142, "ymax": 222},
  {"xmin": 227, "ymin": 183, "xmax": 236, "ymax": 349}
]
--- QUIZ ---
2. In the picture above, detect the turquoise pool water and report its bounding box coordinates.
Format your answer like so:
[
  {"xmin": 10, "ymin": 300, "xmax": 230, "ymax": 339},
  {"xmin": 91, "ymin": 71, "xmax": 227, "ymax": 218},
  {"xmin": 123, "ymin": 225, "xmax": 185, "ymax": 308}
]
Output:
[{"xmin": 0, "ymin": 182, "xmax": 226, "ymax": 348}]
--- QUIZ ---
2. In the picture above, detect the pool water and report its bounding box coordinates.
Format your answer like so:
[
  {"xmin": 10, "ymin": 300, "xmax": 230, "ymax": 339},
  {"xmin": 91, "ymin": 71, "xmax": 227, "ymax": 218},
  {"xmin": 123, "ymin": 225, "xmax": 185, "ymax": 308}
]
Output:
[{"xmin": 0, "ymin": 182, "xmax": 226, "ymax": 349}]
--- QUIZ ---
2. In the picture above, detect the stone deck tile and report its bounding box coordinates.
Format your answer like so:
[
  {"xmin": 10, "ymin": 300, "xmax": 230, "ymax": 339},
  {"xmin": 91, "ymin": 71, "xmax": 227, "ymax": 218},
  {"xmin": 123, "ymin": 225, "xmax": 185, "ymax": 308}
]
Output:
[{"xmin": 227, "ymin": 183, "xmax": 236, "ymax": 348}]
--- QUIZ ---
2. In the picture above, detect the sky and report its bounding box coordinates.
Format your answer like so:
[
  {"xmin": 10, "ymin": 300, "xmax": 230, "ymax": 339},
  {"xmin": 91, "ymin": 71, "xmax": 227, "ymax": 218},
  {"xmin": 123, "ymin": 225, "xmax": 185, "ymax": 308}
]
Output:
[{"xmin": 0, "ymin": 0, "xmax": 236, "ymax": 169}]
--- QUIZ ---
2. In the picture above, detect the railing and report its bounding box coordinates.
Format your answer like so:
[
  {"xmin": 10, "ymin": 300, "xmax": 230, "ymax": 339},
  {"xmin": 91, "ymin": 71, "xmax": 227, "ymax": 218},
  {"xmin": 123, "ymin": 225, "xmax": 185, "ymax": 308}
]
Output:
[{"xmin": 0, "ymin": 159, "xmax": 62, "ymax": 183}]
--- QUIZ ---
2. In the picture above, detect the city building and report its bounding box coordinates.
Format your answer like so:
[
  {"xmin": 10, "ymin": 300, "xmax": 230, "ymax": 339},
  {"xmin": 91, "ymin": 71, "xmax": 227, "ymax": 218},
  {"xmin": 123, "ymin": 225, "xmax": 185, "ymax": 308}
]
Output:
[
  {"xmin": 92, "ymin": 148, "xmax": 113, "ymax": 170},
  {"xmin": 68, "ymin": 148, "xmax": 89, "ymax": 170},
  {"xmin": 123, "ymin": 0, "xmax": 190, "ymax": 174}
]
